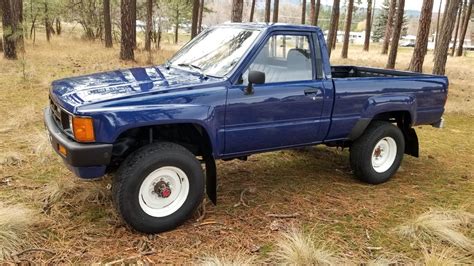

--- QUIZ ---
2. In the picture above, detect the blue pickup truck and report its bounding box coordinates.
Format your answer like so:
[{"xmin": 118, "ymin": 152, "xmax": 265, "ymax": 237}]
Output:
[{"xmin": 45, "ymin": 23, "xmax": 447, "ymax": 233}]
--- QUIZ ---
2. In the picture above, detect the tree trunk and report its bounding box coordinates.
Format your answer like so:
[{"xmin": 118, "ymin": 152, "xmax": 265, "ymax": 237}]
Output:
[
  {"xmin": 264, "ymin": 0, "xmax": 271, "ymax": 22},
  {"xmin": 456, "ymin": 0, "xmax": 468, "ymax": 49},
  {"xmin": 157, "ymin": 24, "xmax": 162, "ymax": 49},
  {"xmin": 386, "ymin": 0, "xmax": 405, "ymax": 69},
  {"xmin": 435, "ymin": 0, "xmax": 443, "ymax": 43},
  {"xmin": 145, "ymin": 0, "xmax": 153, "ymax": 50},
  {"xmin": 310, "ymin": 0, "xmax": 315, "ymax": 25},
  {"xmin": 381, "ymin": 0, "xmax": 396, "ymax": 54},
  {"xmin": 55, "ymin": 17, "xmax": 61, "ymax": 35},
  {"xmin": 0, "ymin": 38, "xmax": 3, "ymax": 52},
  {"xmin": 197, "ymin": 0, "xmax": 204, "ymax": 33},
  {"xmin": 301, "ymin": 0, "xmax": 306, "ymax": 24},
  {"xmin": 31, "ymin": 14, "xmax": 37, "ymax": 45},
  {"xmin": 363, "ymin": 0, "xmax": 373, "ymax": 51},
  {"xmin": 433, "ymin": 0, "xmax": 461, "ymax": 74},
  {"xmin": 1, "ymin": 0, "xmax": 18, "ymax": 59},
  {"xmin": 120, "ymin": 0, "xmax": 134, "ymax": 60},
  {"xmin": 408, "ymin": 0, "xmax": 434, "ymax": 72},
  {"xmin": 231, "ymin": 0, "xmax": 243, "ymax": 22},
  {"xmin": 13, "ymin": 0, "xmax": 24, "ymax": 50},
  {"xmin": 131, "ymin": 0, "xmax": 136, "ymax": 48},
  {"xmin": 191, "ymin": 0, "xmax": 199, "ymax": 38},
  {"xmin": 341, "ymin": 0, "xmax": 354, "ymax": 58},
  {"xmin": 455, "ymin": 0, "xmax": 472, "ymax": 56},
  {"xmin": 104, "ymin": 0, "xmax": 113, "ymax": 48},
  {"xmin": 332, "ymin": 12, "xmax": 339, "ymax": 49},
  {"xmin": 249, "ymin": 0, "xmax": 256, "ymax": 22},
  {"xmin": 174, "ymin": 8, "xmax": 179, "ymax": 44},
  {"xmin": 327, "ymin": 0, "xmax": 340, "ymax": 58},
  {"xmin": 314, "ymin": 0, "xmax": 321, "ymax": 25},
  {"xmin": 450, "ymin": 0, "xmax": 463, "ymax": 56},
  {"xmin": 44, "ymin": 1, "xmax": 51, "ymax": 42},
  {"xmin": 273, "ymin": 0, "xmax": 279, "ymax": 22},
  {"xmin": 49, "ymin": 18, "xmax": 56, "ymax": 35}
]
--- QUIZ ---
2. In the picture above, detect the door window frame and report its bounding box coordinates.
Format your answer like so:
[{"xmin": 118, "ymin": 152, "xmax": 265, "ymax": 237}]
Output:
[{"xmin": 236, "ymin": 30, "xmax": 319, "ymax": 85}]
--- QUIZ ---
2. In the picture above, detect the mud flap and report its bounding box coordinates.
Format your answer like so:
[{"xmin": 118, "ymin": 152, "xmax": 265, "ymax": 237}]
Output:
[
  {"xmin": 403, "ymin": 127, "xmax": 419, "ymax": 157},
  {"xmin": 204, "ymin": 155, "xmax": 217, "ymax": 205}
]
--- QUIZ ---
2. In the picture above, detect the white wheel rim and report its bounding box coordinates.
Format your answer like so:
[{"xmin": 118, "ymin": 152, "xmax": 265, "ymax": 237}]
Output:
[
  {"xmin": 138, "ymin": 166, "xmax": 189, "ymax": 217},
  {"xmin": 371, "ymin": 137, "xmax": 397, "ymax": 173}
]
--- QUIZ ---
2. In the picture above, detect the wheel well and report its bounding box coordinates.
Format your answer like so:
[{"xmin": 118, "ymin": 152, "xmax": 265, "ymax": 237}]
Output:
[
  {"xmin": 109, "ymin": 123, "xmax": 213, "ymax": 171},
  {"xmin": 371, "ymin": 111, "xmax": 419, "ymax": 157},
  {"xmin": 373, "ymin": 111, "xmax": 412, "ymax": 127}
]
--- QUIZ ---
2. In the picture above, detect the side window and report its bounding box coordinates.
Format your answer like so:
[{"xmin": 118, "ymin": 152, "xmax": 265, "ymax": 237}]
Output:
[{"xmin": 243, "ymin": 35, "xmax": 313, "ymax": 84}]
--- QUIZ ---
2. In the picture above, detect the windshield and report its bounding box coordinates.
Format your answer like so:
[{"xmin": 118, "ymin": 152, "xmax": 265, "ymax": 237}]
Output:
[{"xmin": 169, "ymin": 27, "xmax": 261, "ymax": 77}]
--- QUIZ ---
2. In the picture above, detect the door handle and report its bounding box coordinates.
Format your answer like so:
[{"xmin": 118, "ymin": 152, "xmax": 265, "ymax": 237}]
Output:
[{"xmin": 304, "ymin": 88, "xmax": 319, "ymax": 95}]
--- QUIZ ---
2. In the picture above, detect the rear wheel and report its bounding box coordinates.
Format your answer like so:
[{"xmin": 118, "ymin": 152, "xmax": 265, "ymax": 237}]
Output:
[
  {"xmin": 113, "ymin": 142, "xmax": 204, "ymax": 233},
  {"xmin": 350, "ymin": 121, "xmax": 405, "ymax": 184}
]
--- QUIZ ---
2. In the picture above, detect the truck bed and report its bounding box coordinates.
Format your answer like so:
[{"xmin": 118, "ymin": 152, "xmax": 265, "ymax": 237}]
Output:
[
  {"xmin": 325, "ymin": 65, "xmax": 448, "ymax": 141},
  {"xmin": 331, "ymin": 65, "xmax": 436, "ymax": 78}
]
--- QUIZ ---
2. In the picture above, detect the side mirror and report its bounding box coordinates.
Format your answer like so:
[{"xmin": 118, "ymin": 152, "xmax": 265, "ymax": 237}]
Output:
[{"xmin": 245, "ymin": 70, "xmax": 265, "ymax": 95}]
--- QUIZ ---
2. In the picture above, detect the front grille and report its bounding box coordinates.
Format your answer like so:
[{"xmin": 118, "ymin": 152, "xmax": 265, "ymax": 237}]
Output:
[{"xmin": 49, "ymin": 97, "xmax": 73, "ymax": 136}]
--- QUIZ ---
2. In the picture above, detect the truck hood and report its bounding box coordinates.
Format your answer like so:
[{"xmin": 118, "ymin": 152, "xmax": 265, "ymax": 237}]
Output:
[{"xmin": 50, "ymin": 66, "xmax": 223, "ymax": 112}]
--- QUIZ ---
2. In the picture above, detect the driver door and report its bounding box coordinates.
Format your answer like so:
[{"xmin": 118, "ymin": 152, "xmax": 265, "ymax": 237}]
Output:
[{"xmin": 223, "ymin": 32, "xmax": 326, "ymax": 155}]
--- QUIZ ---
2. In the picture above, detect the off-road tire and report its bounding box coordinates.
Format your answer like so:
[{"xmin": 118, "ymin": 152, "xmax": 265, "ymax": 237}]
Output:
[
  {"xmin": 350, "ymin": 121, "xmax": 405, "ymax": 184},
  {"xmin": 112, "ymin": 142, "xmax": 204, "ymax": 233}
]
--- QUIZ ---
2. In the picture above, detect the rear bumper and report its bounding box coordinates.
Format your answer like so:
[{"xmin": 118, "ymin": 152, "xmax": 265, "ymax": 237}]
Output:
[{"xmin": 44, "ymin": 107, "xmax": 112, "ymax": 178}]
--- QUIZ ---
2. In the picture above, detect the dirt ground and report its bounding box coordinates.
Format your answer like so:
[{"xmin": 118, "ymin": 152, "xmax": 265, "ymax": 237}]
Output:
[{"xmin": 0, "ymin": 33, "xmax": 473, "ymax": 264}]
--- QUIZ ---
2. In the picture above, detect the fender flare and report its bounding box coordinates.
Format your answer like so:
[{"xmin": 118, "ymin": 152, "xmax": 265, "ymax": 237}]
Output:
[{"xmin": 348, "ymin": 95, "xmax": 417, "ymax": 141}]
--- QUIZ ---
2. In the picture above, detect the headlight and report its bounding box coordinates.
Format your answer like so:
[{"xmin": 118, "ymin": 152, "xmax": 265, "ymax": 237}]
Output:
[{"xmin": 72, "ymin": 116, "xmax": 95, "ymax": 142}]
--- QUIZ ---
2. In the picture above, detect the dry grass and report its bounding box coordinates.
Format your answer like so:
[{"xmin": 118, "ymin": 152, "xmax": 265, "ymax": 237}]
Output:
[
  {"xmin": 0, "ymin": 151, "xmax": 25, "ymax": 167},
  {"xmin": 397, "ymin": 209, "xmax": 474, "ymax": 252},
  {"xmin": 366, "ymin": 257, "xmax": 402, "ymax": 266},
  {"xmin": 275, "ymin": 228, "xmax": 338, "ymax": 265},
  {"xmin": 198, "ymin": 252, "xmax": 258, "ymax": 266},
  {"xmin": 421, "ymin": 247, "xmax": 467, "ymax": 266},
  {"xmin": 0, "ymin": 204, "xmax": 36, "ymax": 259}
]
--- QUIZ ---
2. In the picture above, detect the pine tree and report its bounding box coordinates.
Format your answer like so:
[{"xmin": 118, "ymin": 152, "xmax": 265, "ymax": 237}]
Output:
[
  {"xmin": 120, "ymin": 0, "xmax": 135, "ymax": 60},
  {"xmin": 433, "ymin": 0, "xmax": 461, "ymax": 74},
  {"xmin": 301, "ymin": 0, "xmax": 307, "ymax": 24},
  {"xmin": 363, "ymin": 0, "xmax": 373, "ymax": 51},
  {"xmin": 381, "ymin": 0, "xmax": 396, "ymax": 54},
  {"xmin": 249, "ymin": 0, "xmax": 256, "ymax": 22},
  {"xmin": 104, "ymin": 0, "xmax": 113, "ymax": 48},
  {"xmin": 273, "ymin": 0, "xmax": 279, "ymax": 22},
  {"xmin": 327, "ymin": 0, "xmax": 340, "ymax": 58},
  {"xmin": 191, "ymin": 0, "xmax": 199, "ymax": 37},
  {"xmin": 408, "ymin": 0, "xmax": 434, "ymax": 72},
  {"xmin": 265, "ymin": 0, "xmax": 271, "ymax": 22},
  {"xmin": 386, "ymin": 0, "xmax": 405, "ymax": 69},
  {"xmin": 145, "ymin": 0, "xmax": 153, "ymax": 50},
  {"xmin": 372, "ymin": 0, "xmax": 390, "ymax": 42},
  {"xmin": 231, "ymin": 0, "xmax": 243, "ymax": 22},
  {"xmin": 372, "ymin": 0, "xmax": 408, "ymax": 43},
  {"xmin": 456, "ymin": 0, "xmax": 473, "ymax": 56},
  {"xmin": 341, "ymin": 0, "xmax": 354, "ymax": 58}
]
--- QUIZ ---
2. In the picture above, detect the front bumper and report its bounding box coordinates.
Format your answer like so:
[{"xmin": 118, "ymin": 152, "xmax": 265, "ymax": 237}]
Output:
[{"xmin": 44, "ymin": 107, "xmax": 113, "ymax": 178}]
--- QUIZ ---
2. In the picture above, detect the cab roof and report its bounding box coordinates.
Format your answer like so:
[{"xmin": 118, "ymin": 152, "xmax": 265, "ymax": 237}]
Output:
[{"xmin": 217, "ymin": 22, "xmax": 320, "ymax": 32}]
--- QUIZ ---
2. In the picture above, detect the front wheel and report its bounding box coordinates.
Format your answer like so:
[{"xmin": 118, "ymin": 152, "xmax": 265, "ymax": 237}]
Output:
[
  {"xmin": 350, "ymin": 121, "xmax": 405, "ymax": 184},
  {"xmin": 113, "ymin": 142, "xmax": 204, "ymax": 233}
]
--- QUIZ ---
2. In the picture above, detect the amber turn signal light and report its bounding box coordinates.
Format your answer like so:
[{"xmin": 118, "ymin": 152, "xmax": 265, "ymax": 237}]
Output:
[
  {"xmin": 72, "ymin": 116, "xmax": 95, "ymax": 142},
  {"xmin": 58, "ymin": 144, "xmax": 67, "ymax": 156}
]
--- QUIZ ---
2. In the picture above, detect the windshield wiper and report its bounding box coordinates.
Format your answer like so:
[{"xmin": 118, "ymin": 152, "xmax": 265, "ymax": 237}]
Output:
[{"xmin": 177, "ymin": 63, "xmax": 207, "ymax": 78}]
